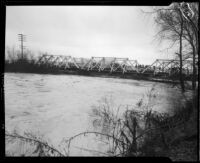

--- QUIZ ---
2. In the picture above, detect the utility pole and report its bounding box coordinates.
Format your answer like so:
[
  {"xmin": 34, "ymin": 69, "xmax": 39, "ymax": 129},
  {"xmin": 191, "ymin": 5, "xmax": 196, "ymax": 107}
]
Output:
[{"xmin": 18, "ymin": 34, "xmax": 26, "ymax": 59}]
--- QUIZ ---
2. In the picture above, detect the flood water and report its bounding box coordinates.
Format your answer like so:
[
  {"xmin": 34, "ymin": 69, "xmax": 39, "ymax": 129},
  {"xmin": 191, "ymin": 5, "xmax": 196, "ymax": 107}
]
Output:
[{"xmin": 4, "ymin": 73, "xmax": 190, "ymax": 156}]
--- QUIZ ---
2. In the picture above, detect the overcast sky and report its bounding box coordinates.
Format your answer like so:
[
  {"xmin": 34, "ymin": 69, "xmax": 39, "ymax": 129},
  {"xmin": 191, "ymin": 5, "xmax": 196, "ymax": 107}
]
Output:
[{"xmin": 6, "ymin": 6, "xmax": 173, "ymax": 65}]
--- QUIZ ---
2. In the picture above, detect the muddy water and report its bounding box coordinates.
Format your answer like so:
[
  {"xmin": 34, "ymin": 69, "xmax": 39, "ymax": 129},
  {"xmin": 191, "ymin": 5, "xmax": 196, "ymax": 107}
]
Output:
[{"xmin": 4, "ymin": 73, "xmax": 190, "ymax": 156}]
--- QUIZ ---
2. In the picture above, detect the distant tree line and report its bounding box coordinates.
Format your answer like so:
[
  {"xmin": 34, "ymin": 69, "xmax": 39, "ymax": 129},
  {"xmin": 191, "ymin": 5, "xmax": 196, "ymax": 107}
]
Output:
[
  {"xmin": 5, "ymin": 45, "xmax": 196, "ymax": 82},
  {"xmin": 5, "ymin": 46, "xmax": 61, "ymax": 74}
]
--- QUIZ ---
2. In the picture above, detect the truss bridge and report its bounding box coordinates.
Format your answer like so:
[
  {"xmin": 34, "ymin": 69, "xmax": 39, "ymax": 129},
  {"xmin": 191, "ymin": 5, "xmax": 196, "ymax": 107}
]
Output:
[
  {"xmin": 36, "ymin": 55, "xmax": 139, "ymax": 73},
  {"xmin": 36, "ymin": 54, "xmax": 196, "ymax": 77}
]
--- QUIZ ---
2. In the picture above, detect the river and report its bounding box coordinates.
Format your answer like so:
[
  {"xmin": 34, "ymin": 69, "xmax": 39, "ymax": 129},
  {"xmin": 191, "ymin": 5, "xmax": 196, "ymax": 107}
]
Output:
[{"xmin": 4, "ymin": 73, "xmax": 190, "ymax": 156}]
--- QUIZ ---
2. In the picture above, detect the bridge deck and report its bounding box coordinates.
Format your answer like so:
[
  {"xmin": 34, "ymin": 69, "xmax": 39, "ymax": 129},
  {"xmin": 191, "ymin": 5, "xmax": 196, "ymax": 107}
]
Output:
[{"xmin": 36, "ymin": 54, "xmax": 196, "ymax": 77}]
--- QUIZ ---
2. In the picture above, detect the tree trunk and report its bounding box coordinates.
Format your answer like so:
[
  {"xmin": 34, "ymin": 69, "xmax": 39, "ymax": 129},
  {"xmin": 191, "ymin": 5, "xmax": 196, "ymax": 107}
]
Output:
[
  {"xmin": 192, "ymin": 45, "xmax": 196, "ymax": 90},
  {"xmin": 186, "ymin": 13, "xmax": 198, "ymax": 90},
  {"xmin": 186, "ymin": 17, "xmax": 197, "ymax": 90},
  {"xmin": 179, "ymin": 10, "xmax": 185, "ymax": 92}
]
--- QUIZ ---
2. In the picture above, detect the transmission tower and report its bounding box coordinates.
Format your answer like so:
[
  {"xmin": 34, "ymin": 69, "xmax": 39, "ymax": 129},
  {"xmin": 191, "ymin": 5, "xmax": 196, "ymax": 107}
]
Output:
[{"xmin": 18, "ymin": 34, "xmax": 26, "ymax": 59}]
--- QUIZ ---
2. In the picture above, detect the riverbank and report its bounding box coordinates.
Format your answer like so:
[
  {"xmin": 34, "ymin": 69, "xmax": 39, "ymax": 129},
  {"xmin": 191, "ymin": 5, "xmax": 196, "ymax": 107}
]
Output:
[
  {"xmin": 126, "ymin": 89, "xmax": 198, "ymax": 161},
  {"xmin": 167, "ymin": 92, "xmax": 198, "ymax": 161},
  {"xmin": 5, "ymin": 64, "xmax": 182, "ymax": 85},
  {"xmin": 5, "ymin": 56, "xmax": 196, "ymax": 86}
]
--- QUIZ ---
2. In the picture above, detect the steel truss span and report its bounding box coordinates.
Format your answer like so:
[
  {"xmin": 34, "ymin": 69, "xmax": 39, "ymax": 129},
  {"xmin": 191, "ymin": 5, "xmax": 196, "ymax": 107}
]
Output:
[
  {"xmin": 141, "ymin": 59, "xmax": 195, "ymax": 76},
  {"xmin": 36, "ymin": 54, "xmax": 195, "ymax": 77}
]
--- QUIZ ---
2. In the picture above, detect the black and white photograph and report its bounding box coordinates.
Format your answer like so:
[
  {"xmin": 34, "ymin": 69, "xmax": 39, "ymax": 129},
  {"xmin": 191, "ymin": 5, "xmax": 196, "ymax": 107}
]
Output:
[{"xmin": 3, "ymin": 2, "xmax": 199, "ymax": 160}]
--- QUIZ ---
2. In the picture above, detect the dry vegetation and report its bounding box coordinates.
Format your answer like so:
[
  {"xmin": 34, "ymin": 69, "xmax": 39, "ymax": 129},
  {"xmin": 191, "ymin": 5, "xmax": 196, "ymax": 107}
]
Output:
[{"xmin": 6, "ymin": 86, "xmax": 197, "ymax": 160}]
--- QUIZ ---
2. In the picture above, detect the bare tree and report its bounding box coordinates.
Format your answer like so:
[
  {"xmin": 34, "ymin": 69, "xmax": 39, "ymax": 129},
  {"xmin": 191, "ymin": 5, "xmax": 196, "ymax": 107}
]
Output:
[
  {"xmin": 150, "ymin": 2, "xmax": 198, "ymax": 91},
  {"xmin": 181, "ymin": 3, "xmax": 198, "ymax": 90},
  {"xmin": 5, "ymin": 46, "xmax": 20, "ymax": 62},
  {"xmin": 153, "ymin": 3, "xmax": 185, "ymax": 91},
  {"xmin": 178, "ymin": 8, "xmax": 185, "ymax": 92}
]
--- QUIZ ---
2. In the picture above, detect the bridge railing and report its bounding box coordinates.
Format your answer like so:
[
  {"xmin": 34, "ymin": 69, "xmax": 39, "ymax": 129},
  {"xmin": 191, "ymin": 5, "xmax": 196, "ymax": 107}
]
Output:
[{"xmin": 36, "ymin": 54, "xmax": 195, "ymax": 76}]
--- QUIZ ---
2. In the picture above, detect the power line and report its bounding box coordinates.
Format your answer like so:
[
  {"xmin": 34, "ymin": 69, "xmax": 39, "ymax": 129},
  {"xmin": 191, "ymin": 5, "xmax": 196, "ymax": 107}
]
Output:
[{"xmin": 18, "ymin": 34, "xmax": 26, "ymax": 59}]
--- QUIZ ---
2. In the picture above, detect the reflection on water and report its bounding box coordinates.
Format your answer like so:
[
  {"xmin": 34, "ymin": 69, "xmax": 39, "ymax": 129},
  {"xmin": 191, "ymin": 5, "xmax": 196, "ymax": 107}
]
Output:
[{"xmin": 4, "ymin": 73, "xmax": 188, "ymax": 156}]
